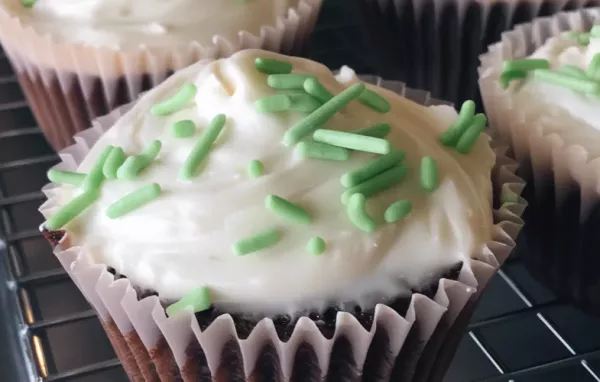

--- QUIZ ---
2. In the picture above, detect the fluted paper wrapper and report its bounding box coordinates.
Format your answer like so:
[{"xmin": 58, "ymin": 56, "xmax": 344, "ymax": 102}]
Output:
[
  {"xmin": 40, "ymin": 78, "xmax": 524, "ymax": 382},
  {"xmin": 479, "ymin": 8, "xmax": 600, "ymax": 315},
  {"xmin": 358, "ymin": 0, "xmax": 600, "ymax": 107},
  {"xmin": 0, "ymin": 0, "xmax": 321, "ymax": 151}
]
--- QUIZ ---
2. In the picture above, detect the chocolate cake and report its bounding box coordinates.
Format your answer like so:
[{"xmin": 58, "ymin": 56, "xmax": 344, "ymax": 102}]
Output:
[
  {"xmin": 18, "ymin": 71, "xmax": 164, "ymax": 150},
  {"xmin": 0, "ymin": 0, "xmax": 323, "ymax": 150},
  {"xmin": 479, "ymin": 9, "xmax": 600, "ymax": 316},
  {"xmin": 358, "ymin": 0, "xmax": 600, "ymax": 107},
  {"xmin": 40, "ymin": 50, "xmax": 520, "ymax": 381}
]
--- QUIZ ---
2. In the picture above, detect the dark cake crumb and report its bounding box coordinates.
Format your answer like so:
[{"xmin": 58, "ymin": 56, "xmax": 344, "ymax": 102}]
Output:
[
  {"xmin": 41, "ymin": 228, "xmax": 65, "ymax": 247},
  {"xmin": 40, "ymin": 229, "xmax": 463, "ymax": 342}
]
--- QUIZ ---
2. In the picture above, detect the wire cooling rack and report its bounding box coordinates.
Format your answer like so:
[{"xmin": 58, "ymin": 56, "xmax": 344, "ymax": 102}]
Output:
[{"xmin": 1, "ymin": 1, "xmax": 600, "ymax": 381}]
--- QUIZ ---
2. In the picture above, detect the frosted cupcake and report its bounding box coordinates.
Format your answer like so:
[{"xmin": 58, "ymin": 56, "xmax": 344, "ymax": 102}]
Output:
[
  {"xmin": 358, "ymin": 0, "xmax": 600, "ymax": 106},
  {"xmin": 479, "ymin": 9, "xmax": 600, "ymax": 315},
  {"xmin": 41, "ymin": 50, "xmax": 523, "ymax": 381},
  {"xmin": 0, "ymin": 0, "xmax": 321, "ymax": 150}
]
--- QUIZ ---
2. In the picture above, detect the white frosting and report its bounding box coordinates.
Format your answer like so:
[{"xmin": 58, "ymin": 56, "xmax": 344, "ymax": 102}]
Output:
[
  {"xmin": 501, "ymin": 33, "xmax": 600, "ymax": 158},
  {"xmin": 46, "ymin": 50, "xmax": 495, "ymax": 314},
  {"xmin": 3, "ymin": 0, "xmax": 298, "ymax": 48}
]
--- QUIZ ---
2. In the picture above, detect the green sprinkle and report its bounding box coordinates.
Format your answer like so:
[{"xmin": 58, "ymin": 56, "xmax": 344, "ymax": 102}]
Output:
[
  {"xmin": 180, "ymin": 114, "xmax": 226, "ymax": 180},
  {"xmin": 534, "ymin": 69, "xmax": 600, "ymax": 94},
  {"xmin": 440, "ymin": 100, "xmax": 476, "ymax": 146},
  {"xmin": 117, "ymin": 140, "xmax": 162, "ymax": 180},
  {"xmin": 501, "ymin": 191, "xmax": 520, "ymax": 205},
  {"xmin": 358, "ymin": 88, "xmax": 390, "ymax": 113},
  {"xmin": 23, "ymin": 0, "xmax": 35, "ymax": 7},
  {"xmin": 103, "ymin": 147, "xmax": 126, "ymax": 179},
  {"xmin": 289, "ymin": 93, "xmax": 322, "ymax": 113},
  {"xmin": 499, "ymin": 70, "xmax": 527, "ymax": 89},
  {"xmin": 503, "ymin": 59, "xmax": 549, "ymax": 72},
  {"xmin": 384, "ymin": 200, "xmax": 413, "ymax": 223},
  {"xmin": 420, "ymin": 156, "xmax": 438, "ymax": 191},
  {"xmin": 296, "ymin": 141, "xmax": 349, "ymax": 161},
  {"xmin": 306, "ymin": 237, "xmax": 326, "ymax": 255},
  {"xmin": 587, "ymin": 53, "xmax": 600, "ymax": 80},
  {"xmin": 255, "ymin": 94, "xmax": 291, "ymax": 113},
  {"xmin": 117, "ymin": 157, "xmax": 145, "ymax": 180},
  {"xmin": 106, "ymin": 183, "xmax": 161, "ymax": 219},
  {"xmin": 578, "ymin": 33, "xmax": 591, "ymax": 46},
  {"xmin": 283, "ymin": 83, "xmax": 365, "ymax": 146},
  {"xmin": 232, "ymin": 228, "xmax": 280, "ymax": 255},
  {"xmin": 268, "ymin": 74, "xmax": 315, "ymax": 90},
  {"xmin": 565, "ymin": 31, "xmax": 590, "ymax": 45},
  {"xmin": 254, "ymin": 57, "xmax": 292, "ymax": 74},
  {"xmin": 340, "ymin": 149, "xmax": 405, "ymax": 188},
  {"xmin": 591, "ymin": 25, "xmax": 600, "ymax": 37},
  {"xmin": 456, "ymin": 115, "xmax": 487, "ymax": 154},
  {"xmin": 265, "ymin": 195, "xmax": 312, "ymax": 225},
  {"xmin": 151, "ymin": 83, "xmax": 197, "ymax": 116},
  {"xmin": 247, "ymin": 160, "xmax": 264, "ymax": 178},
  {"xmin": 350, "ymin": 123, "xmax": 391, "ymax": 138},
  {"xmin": 141, "ymin": 140, "xmax": 162, "ymax": 159},
  {"xmin": 47, "ymin": 170, "xmax": 86, "ymax": 186},
  {"xmin": 560, "ymin": 65, "xmax": 588, "ymax": 79},
  {"xmin": 45, "ymin": 190, "xmax": 99, "ymax": 230},
  {"xmin": 347, "ymin": 193, "xmax": 376, "ymax": 233},
  {"xmin": 564, "ymin": 31, "xmax": 578, "ymax": 38},
  {"xmin": 342, "ymin": 164, "xmax": 408, "ymax": 204},
  {"xmin": 313, "ymin": 128, "xmax": 391, "ymax": 154},
  {"xmin": 166, "ymin": 287, "xmax": 211, "ymax": 317},
  {"xmin": 170, "ymin": 120, "xmax": 196, "ymax": 138},
  {"xmin": 303, "ymin": 77, "xmax": 333, "ymax": 103},
  {"xmin": 83, "ymin": 145, "xmax": 113, "ymax": 191}
]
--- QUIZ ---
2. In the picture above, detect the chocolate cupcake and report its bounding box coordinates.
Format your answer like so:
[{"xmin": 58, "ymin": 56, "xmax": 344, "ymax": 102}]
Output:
[
  {"xmin": 0, "ymin": 0, "xmax": 322, "ymax": 151},
  {"xmin": 358, "ymin": 0, "xmax": 600, "ymax": 107},
  {"xmin": 41, "ymin": 50, "xmax": 524, "ymax": 381},
  {"xmin": 479, "ymin": 8, "xmax": 600, "ymax": 315}
]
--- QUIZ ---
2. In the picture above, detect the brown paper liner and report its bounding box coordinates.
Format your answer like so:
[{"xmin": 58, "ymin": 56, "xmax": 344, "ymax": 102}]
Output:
[
  {"xmin": 358, "ymin": 0, "xmax": 600, "ymax": 108},
  {"xmin": 40, "ymin": 78, "xmax": 525, "ymax": 381},
  {"xmin": 0, "ymin": 0, "xmax": 322, "ymax": 151},
  {"xmin": 479, "ymin": 8, "xmax": 600, "ymax": 316}
]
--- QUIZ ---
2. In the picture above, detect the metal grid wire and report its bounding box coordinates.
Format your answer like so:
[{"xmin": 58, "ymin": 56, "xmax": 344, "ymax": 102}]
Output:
[{"xmin": 1, "ymin": 2, "xmax": 600, "ymax": 381}]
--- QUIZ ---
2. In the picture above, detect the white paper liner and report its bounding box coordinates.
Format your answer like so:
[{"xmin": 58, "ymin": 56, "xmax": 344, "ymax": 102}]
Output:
[
  {"xmin": 0, "ymin": 0, "xmax": 322, "ymax": 150},
  {"xmin": 478, "ymin": 8, "xmax": 600, "ymax": 315},
  {"xmin": 358, "ymin": 0, "xmax": 600, "ymax": 107},
  {"xmin": 479, "ymin": 7, "xmax": 600, "ymax": 160},
  {"xmin": 39, "ymin": 78, "xmax": 525, "ymax": 381}
]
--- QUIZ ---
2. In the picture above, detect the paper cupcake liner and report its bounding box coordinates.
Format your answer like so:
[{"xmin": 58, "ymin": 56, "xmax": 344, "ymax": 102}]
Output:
[
  {"xmin": 358, "ymin": 0, "xmax": 600, "ymax": 108},
  {"xmin": 479, "ymin": 8, "xmax": 600, "ymax": 315},
  {"xmin": 39, "ymin": 78, "xmax": 525, "ymax": 381},
  {"xmin": 0, "ymin": 0, "xmax": 322, "ymax": 151}
]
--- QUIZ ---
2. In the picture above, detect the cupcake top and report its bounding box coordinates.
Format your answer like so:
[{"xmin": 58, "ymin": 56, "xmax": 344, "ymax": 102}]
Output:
[
  {"xmin": 43, "ymin": 50, "xmax": 494, "ymax": 315},
  {"xmin": 3, "ymin": 0, "xmax": 299, "ymax": 48},
  {"xmin": 496, "ymin": 27, "xmax": 600, "ymax": 157}
]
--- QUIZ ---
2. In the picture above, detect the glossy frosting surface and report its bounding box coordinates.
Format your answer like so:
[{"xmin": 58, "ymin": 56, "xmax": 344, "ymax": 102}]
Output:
[
  {"xmin": 3, "ymin": 0, "xmax": 298, "ymax": 48},
  {"xmin": 505, "ymin": 34, "xmax": 600, "ymax": 157},
  {"xmin": 46, "ymin": 50, "xmax": 495, "ymax": 314}
]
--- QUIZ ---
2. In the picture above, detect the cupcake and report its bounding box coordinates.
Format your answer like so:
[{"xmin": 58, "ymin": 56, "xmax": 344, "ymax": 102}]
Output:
[
  {"xmin": 41, "ymin": 50, "xmax": 523, "ymax": 381},
  {"xmin": 358, "ymin": 0, "xmax": 600, "ymax": 107},
  {"xmin": 0, "ymin": 0, "xmax": 321, "ymax": 151},
  {"xmin": 479, "ymin": 8, "xmax": 600, "ymax": 315}
]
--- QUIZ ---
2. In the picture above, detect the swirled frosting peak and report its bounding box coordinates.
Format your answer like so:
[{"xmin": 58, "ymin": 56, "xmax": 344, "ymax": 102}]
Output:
[
  {"xmin": 44, "ymin": 50, "xmax": 495, "ymax": 315},
  {"xmin": 491, "ymin": 28, "xmax": 600, "ymax": 158},
  {"xmin": 5, "ymin": 0, "xmax": 299, "ymax": 48}
]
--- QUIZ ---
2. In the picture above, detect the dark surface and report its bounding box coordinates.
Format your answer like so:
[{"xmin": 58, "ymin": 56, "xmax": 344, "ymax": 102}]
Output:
[
  {"xmin": 357, "ymin": 0, "xmax": 600, "ymax": 109},
  {"xmin": 1, "ymin": 1, "xmax": 600, "ymax": 381},
  {"xmin": 0, "ymin": 242, "xmax": 35, "ymax": 382}
]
